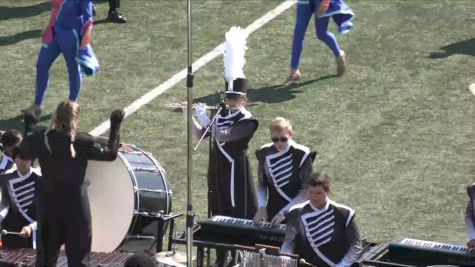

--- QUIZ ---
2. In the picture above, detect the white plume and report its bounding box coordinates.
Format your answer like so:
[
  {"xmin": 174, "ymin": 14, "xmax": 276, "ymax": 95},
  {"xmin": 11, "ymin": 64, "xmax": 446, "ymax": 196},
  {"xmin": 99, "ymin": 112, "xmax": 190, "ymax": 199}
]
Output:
[{"xmin": 223, "ymin": 26, "xmax": 247, "ymax": 90}]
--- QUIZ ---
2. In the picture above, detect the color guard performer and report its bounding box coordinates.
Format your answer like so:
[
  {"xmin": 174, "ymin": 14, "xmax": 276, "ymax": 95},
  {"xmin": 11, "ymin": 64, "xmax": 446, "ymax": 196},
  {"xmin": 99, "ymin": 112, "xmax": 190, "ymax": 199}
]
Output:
[
  {"xmin": 281, "ymin": 172, "xmax": 362, "ymax": 267},
  {"xmin": 285, "ymin": 0, "xmax": 355, "ymax": 84},
  {"xmin": 23, "ymin": 0, "xmax": 99, "ymax": 117},
  {"xmin": 253, "ymin": 117, "xmax": 316, "ymax": 225}
]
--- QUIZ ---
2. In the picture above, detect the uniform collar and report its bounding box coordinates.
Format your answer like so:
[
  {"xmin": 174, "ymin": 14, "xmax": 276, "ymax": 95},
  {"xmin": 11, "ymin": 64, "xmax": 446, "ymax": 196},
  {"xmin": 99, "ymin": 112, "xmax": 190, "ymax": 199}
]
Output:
[
  {"xmin": 16, "ymin": 168, "xmax": 33, "ymax": 179},
  {"xmin": 309, "ymin": 197, "xmax": 330, "ymax": 213}
]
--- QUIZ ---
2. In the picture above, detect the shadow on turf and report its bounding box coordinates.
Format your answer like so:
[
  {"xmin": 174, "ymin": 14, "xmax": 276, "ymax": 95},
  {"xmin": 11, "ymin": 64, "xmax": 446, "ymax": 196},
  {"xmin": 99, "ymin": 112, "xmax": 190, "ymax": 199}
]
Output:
[
  {"xmin": 0, "ymin": 29, "xmax": 41, "ymax": 47},
  {"xmin": 248, "ymin": 74, "xmax": 339, "ymax": 104},
  {"xmin": 0, "ymin": 2, "xmax": 50, "ymax": 21},
  {"xmin": 93, "ymin": 19, "xmax": 110, "ymax": 25},
  {"xmin": 191, "ymin": 74, "xmax": 338, "ymax": 105},
  {"xmin": 428, "ymin": 38, "xmax": 475, "ymax": 58},
  {"xmin": 0, "ymin": 114, "xmax": 52, "ymax": 132}
]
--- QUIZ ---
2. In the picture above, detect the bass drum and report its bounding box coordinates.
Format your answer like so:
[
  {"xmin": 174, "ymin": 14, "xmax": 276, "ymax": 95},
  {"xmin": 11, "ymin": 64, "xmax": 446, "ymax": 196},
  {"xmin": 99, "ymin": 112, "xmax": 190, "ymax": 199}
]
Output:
[{"xmin": 85, "ymin": 145, "xmax": 172, "ymax": 252}]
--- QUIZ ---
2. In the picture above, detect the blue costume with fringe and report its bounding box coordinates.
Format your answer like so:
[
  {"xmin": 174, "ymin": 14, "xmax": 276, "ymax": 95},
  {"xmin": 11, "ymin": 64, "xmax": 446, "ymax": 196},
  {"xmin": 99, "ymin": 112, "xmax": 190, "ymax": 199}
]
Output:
[{"xmin": 291, "ymin": 0, "xmax": 354, "ymax": 70}]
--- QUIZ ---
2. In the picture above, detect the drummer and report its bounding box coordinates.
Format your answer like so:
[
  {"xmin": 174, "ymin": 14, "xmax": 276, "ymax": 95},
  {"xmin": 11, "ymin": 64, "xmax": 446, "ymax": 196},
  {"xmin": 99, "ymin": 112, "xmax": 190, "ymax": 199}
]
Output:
[{"xmin": 22, "ymin": 101, "xmax": 126, "ymax": 267}]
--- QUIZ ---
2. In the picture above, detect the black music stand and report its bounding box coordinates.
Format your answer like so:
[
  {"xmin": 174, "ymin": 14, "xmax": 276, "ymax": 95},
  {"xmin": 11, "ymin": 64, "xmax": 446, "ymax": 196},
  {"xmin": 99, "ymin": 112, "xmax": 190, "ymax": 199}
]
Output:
[
  {"xmin": 151, "ymin": 212, "xmax": 183, "ymax": 253},
  {"xmin": 120, "ymin": 212, "xmax": 183, "ymax": 253}
]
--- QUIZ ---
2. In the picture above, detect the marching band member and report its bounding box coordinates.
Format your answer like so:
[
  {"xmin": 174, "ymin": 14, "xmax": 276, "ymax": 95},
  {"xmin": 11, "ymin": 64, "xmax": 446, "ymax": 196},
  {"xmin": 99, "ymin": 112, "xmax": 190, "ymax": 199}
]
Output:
[
  {"xmin": 253, "ymin": 117, "xmax": 316, "ymax": 226},
  {"xmin": 281, "ymin": 172, "xmax": 362, "ymax": 267},
  {"xmin": 23, "ymin": 0, "xmax": 99, "ymax": 117},
  {"xmin": 0, "ymin": 130, "xmax": 23, "ymax": 175},
  {"xmin": 465, "ymin": 183, "xmax": 475, "ymax": 252},
  {"xmin": 183, "ymin": 27, "xmax": 258, "ymax": 220},
  {"xmin": 22, "ymin": 101, "xmax": 125, "ymax": 267},
  {"xmin": 185, "ymin": 79, "xmax": 259, "ymax": 267},
  {"xmin": 183, "ymin": 27, "xmax": 258, "ymax": 267},
  {"xmin": 0, "ymin": 147, "xmax": 41, "ymax": 249},
  {"xmin": 285, "ymin": 0, "xmax": 355, "ymax": 84}
]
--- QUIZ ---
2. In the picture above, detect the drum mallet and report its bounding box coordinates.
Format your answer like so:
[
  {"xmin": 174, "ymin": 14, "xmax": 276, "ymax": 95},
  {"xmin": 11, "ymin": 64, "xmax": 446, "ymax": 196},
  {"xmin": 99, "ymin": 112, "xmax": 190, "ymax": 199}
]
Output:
[{"xmin": 1, "ymin": 229, "xmax": 22, "ymax": 236}]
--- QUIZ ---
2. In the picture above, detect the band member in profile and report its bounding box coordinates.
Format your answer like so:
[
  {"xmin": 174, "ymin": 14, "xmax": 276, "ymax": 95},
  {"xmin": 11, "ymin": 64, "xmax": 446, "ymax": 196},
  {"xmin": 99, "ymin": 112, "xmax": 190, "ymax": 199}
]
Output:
[
  {"xmin": 182, "ymin": 27, "xmax": 258, "ymax": 219},
  {"xmin": 184, "ymin": 81, "xmax": 258, "ymax": 267},
  {"xmin": 182, "ymin": 26, "xmax": 258, "ymax": 267},
  {"xmin": 22, "ymin": 101, "xmax": 125, "ymax": 267},
  {"xmin": 0, "ymin": 146, "xmax": 41, "ymax": 249},
  {"xmin": 0, "ymin": 130, "xmax": 23, "ymax": 175},
  {"xmin": 253, "ymin": 117, "xmax": 316, "ymax": 226},
  {"xmin": 465, "ymin": 183, "xmax": 475, "ymax": 252},
  {"xmin": 183, "ymin": 80, "xmax": 258, "ymax": 219},
  {"xmin": 281, "ymin": 172, "xmax": 362, "ymax": 267}
]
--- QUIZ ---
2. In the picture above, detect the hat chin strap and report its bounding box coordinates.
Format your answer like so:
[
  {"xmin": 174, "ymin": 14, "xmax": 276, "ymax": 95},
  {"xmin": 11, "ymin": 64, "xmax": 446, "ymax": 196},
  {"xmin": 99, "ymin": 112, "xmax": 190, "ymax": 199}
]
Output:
[{"xmin": 228, "ymin": 103, "xmax": 243, "ymax": 112}]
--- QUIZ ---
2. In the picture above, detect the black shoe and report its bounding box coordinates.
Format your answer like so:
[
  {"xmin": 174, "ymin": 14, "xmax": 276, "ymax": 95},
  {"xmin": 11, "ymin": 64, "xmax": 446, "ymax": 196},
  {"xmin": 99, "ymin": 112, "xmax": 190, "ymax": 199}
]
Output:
[
  {"xmin": 21, "ymin": 104, "xmax": 42, "ymax": 119},
  {"xmin": 107, "ymin": 10, "xmax": 127, "ymax": 23}
]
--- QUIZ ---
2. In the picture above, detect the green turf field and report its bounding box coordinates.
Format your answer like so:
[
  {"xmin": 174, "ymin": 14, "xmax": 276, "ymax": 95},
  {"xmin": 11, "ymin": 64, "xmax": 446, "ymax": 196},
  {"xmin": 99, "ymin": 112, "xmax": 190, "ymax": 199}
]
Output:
[{"xmin": 0, "ymin": 0, "xmax": 474, "ymax": 247}]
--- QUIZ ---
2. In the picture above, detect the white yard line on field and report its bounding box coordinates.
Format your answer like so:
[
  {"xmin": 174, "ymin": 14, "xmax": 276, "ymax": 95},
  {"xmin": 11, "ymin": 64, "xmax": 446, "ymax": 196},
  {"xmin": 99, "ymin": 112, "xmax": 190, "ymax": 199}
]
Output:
[
  {"xmin": 89, "ymin": 0, "xmax": 296, "ymax": 136},
  {"xmin": 469, "ymin": 83, "xmax": 475, "ymax": 96}
]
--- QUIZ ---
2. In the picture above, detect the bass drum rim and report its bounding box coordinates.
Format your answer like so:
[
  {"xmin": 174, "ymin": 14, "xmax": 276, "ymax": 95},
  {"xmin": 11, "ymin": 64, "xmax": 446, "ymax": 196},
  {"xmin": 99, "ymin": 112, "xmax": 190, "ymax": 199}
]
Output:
[
  {"xmin": 116, "ymin": 146, "xmax": 172, "ymax": 252},
  {"xmin": 87, "ymin": 145, "xmax": 172, "ymax": 253}
]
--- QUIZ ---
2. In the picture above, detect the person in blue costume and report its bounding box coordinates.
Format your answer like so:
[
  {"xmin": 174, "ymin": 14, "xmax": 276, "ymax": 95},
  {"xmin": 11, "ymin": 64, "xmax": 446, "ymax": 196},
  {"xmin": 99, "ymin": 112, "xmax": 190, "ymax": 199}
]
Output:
[
  {"xmin": 22, "ymin": 0, "xmax": 99, "ymax": 118},
  {"xmin": 285, "ymin": 0, "xmax": 355, "ymax": 85}
]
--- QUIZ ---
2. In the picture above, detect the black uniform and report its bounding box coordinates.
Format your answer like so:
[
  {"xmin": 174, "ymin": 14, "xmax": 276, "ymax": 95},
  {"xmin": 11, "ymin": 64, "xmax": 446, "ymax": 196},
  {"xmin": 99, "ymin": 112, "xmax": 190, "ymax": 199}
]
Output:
[
  {"xmin": 256, "ymin": 141, "xmax": 316, "ymax": 219},
  {"xmin": 281, "ymin": 200, "xmax": 362, "ymax": 267},
  {"xmin": 465, "ymin": 183, "xmax": 475, "ymax": 241},
  {"xmin": 0, "ymin": 168, "xmax": 41, "ymax": 249},
  {"xmin": 0, "ymin": 130, "xmax": 21, "ymax": 175},
  {"xmin": 23, "ymin": 115, "xmax": 122, "ymax": 267},
  {"xmin": 208, "ymin": 107, "xmax": 258, "ymax": 219},
  {"xmin": 109, "ymin": 0, "xmax": 120, "ymax": 13}
]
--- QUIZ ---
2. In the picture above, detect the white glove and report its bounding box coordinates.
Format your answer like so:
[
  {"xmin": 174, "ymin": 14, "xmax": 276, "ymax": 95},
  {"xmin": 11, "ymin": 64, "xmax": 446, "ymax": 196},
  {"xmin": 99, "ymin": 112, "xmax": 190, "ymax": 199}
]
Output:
[
  {"xmin": 194, "ymin": 103, "xmax": 211, "ymax": 126},
  {"xmin": 270, "ymin": 212, "xmax": 285, "ymax": 225},
  {"xmin": 253, "ymin": 207, "xmax": 268, "ymax": 225}
]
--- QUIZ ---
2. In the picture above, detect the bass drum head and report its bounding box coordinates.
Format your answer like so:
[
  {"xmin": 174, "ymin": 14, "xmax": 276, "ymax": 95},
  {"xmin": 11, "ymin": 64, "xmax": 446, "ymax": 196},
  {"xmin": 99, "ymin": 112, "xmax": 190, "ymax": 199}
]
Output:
[{"xmin": 86, "ymin": 154, "xmax": 135, "ymax": 253}]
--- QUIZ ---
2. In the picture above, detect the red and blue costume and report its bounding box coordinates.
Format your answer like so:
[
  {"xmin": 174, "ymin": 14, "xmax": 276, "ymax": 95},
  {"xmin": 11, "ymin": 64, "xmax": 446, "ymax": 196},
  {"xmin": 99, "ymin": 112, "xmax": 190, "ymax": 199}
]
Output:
[
  {"xmin": 35, "ymin": 0, "xmax": 98, "ymax": 106},
  {"xmin": 291, "ymin": 0, "xmax": 354, "ymax": 70}
]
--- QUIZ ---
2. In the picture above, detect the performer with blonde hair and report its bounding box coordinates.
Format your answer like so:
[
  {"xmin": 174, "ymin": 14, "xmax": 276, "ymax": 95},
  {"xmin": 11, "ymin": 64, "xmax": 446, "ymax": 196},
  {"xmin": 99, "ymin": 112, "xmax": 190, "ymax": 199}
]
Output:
[
  {"xmin": 253, "ymin": 117, "xmax": 316, "ymax": 225},
  {"xmin": 22, "ymin": 101, "xmax": 125, "ymax": 267}
]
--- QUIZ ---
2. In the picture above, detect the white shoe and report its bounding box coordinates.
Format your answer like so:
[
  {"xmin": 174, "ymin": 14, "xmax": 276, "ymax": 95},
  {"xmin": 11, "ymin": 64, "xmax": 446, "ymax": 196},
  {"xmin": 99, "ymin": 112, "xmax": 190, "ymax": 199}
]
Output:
[
  {"xmin": 284, "ymin": 70, "xmax": 301, "ymax": 85},
  {"xmin": 336, "ymin": 51, "xmax": 347, "ymax": 76}
]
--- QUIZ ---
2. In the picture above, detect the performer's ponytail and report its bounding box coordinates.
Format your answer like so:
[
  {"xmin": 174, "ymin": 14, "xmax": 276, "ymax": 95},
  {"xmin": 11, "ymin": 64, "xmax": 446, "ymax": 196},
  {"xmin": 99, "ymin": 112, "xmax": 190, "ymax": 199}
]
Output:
[{"xmin": 47, "ymin": 101, "xmax": 80, "ymax": 157}]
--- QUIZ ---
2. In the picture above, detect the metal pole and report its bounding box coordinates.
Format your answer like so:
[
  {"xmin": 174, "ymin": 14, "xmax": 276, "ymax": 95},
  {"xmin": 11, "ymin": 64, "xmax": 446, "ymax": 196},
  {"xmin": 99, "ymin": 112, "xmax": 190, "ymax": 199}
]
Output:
[{"xmin": 186, "ymin": 0, "xmax": 194, "ymax": 266}]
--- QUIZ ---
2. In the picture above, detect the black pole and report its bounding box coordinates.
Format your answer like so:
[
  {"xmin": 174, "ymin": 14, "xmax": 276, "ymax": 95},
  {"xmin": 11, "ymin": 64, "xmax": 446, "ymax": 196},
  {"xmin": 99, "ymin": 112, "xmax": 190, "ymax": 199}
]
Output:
[{"xmin": 185, "ymin": 0, "xmax": 194, "ymax": 265}]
